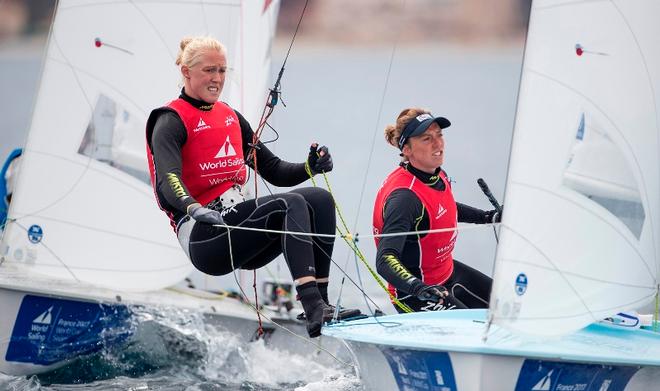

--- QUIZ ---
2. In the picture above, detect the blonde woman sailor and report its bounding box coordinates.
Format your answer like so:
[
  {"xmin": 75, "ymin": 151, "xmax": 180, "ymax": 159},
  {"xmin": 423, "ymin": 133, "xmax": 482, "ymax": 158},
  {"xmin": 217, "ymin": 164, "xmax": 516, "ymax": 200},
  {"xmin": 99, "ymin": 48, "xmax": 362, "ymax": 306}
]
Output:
[{"xmin": 146, "ymin": 36, "xmax": 356, "ymax": 337}]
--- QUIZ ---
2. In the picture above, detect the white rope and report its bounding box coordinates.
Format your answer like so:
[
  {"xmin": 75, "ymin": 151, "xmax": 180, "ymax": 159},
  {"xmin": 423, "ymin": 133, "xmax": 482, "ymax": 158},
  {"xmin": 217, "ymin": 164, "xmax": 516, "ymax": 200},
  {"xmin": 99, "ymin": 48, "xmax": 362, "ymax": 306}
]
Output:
[{"xmin": 212, "ymin": 221, "xmax": 501, "ymax": 239}]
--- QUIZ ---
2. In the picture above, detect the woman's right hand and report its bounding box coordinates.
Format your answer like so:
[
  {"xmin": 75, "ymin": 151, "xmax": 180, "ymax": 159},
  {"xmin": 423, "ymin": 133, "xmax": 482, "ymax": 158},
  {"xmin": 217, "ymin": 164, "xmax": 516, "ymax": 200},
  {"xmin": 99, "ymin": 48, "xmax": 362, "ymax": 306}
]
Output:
[{"xmin": 188, "ymin": 203, "xmax": 225, "ymax": 225}]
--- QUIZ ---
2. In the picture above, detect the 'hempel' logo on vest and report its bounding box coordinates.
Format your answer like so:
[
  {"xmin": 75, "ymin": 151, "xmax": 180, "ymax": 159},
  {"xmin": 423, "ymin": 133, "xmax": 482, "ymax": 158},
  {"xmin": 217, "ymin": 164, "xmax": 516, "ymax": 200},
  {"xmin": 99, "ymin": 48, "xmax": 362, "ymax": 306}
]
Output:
[
  {"xmin": 194, "ymin": 118, "xmax": 211, "ymax": 132},
  {"xmin": 215, "ymin": 135, "xmax": 237, "ymax": 158}
]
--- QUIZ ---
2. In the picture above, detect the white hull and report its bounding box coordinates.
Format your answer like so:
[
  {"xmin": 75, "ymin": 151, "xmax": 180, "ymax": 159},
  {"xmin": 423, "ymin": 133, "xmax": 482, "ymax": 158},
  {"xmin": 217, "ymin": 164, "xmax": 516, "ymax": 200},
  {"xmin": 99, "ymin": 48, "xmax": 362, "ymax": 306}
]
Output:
[
  {"xmin": 324, "ymin": 310, "xmax": 660, "ymax": 391},
  {"xmin": 0, "ymin": 264, "xmax": 339, "ymax": 376}
]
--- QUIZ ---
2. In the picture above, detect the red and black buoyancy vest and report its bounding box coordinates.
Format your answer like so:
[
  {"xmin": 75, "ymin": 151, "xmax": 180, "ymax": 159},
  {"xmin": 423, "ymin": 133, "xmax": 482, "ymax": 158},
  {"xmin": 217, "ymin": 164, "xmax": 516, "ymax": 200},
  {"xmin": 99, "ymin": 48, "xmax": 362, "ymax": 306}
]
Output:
[
  {"xmin": 147, "ymin": 98, "xmax": 247, "ymax": 208},
  {"xmin": 373, "ymin": 167, "xmax": 458, "ymax": 294}
]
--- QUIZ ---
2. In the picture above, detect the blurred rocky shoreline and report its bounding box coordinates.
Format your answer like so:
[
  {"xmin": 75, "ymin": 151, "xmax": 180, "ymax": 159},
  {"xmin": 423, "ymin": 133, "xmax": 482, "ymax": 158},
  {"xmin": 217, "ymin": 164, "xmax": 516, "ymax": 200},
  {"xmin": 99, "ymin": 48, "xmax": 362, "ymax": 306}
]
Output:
[{"xmin": 2, "ymin": 0, "xmax": 529, "ymax": 47}]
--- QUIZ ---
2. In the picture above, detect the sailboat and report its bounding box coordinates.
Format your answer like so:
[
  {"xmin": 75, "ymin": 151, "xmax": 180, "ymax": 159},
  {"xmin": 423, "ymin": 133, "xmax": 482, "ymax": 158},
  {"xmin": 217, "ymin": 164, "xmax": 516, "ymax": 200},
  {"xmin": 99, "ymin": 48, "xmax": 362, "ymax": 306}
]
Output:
[
  {"xmin": 0, "ymin": 0, "xmax": 313, "ymax": 376},
  {"xmin": 323, "ymin": 0, "xmax": 660, "ymax": 389}
]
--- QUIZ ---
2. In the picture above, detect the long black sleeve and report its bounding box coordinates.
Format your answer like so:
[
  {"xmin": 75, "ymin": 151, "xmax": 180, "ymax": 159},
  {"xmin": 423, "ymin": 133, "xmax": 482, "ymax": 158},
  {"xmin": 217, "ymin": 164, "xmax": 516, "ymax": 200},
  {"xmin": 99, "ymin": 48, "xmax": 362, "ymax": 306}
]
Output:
[
  {"xmin": 375, "ymin": 188, "xmax": 425, "ymax": 294},
  {"xmin": 457, "ymin": 202, "xmax": 489, "ymax": 224},
  {"xmin": 150, "ymin": 110, "xmax": 197, "ymax": 217}
]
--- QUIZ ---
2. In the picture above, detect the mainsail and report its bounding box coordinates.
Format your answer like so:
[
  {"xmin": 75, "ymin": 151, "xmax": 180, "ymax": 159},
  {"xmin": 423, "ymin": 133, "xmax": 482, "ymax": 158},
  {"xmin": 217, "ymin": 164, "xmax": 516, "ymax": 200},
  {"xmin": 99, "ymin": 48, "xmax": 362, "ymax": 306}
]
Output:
[
  {"xmin": 490, "ymin": 0, "xmax": 660, "ymax": 336},
  {"xmin": 0, "ymin": 0, "xmax": 279, "ymax": 292}
]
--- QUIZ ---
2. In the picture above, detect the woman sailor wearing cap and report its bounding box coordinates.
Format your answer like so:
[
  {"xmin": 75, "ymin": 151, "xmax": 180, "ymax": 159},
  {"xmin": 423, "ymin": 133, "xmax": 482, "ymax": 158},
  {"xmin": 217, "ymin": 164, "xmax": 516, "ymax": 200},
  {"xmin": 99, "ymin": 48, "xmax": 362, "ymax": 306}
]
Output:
[
  {"xmin": 145, "ymin": 36, "xmax": 353, "ymax": 337},
  {"xmin": 373, "ymin": 108, "xmax": 500, "ymax": 313}
]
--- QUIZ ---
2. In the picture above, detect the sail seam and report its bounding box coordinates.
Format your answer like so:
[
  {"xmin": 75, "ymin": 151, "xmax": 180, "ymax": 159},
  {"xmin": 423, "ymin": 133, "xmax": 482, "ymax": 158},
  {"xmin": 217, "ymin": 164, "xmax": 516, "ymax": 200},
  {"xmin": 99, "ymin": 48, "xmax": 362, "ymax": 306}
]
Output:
[
  {"xmin": 1, "ymin": 260, "xmax": 190, "ymax": 273},
  {"xmin": 16, "ymin": 149, "xmax": 153, "ymax": 199},
  {"xmin": 498, "ymin": 257, "xmax": 655, "ymax": 290},
  {"xmin": 610, "ymin": 0, "xmax": 660, "ymax": 292},
  {"xmin": 510, "ymin": 179, "xmax": 654, "ymax": 279}
]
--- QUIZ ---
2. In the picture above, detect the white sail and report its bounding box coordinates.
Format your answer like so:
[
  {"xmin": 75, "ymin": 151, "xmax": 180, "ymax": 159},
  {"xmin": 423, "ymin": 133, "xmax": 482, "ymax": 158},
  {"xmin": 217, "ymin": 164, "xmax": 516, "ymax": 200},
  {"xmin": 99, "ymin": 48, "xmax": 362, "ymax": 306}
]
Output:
[
  {"xmin": 490, "ymin": 0, "xmax": 660, "ymax": 336},
  {"xmin": 1, "ymin": 0, "xmax": 280, "ymax": 292}
]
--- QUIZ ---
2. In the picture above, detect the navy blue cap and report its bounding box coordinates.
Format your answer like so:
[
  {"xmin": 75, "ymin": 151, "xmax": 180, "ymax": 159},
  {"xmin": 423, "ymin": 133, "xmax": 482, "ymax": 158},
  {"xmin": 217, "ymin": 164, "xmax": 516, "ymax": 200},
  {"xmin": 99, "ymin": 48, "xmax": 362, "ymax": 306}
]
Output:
[{"xmin": 398, "ymin": 113, "xmax": 451, "ymax": 150}]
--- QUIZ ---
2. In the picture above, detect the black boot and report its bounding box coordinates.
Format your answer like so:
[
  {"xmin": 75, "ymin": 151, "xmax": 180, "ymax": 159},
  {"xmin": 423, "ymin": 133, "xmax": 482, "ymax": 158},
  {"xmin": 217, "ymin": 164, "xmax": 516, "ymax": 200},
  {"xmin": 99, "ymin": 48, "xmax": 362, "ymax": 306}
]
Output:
[
  {"xmin": 297, "ymin": 281, "xmax": 332, "ymax": 338},
  {"xmin": 328, "ymin": 304, "xmax": 363, "ymax": 320},
  {"xmin": 296, "ymin": 305, "xmax": 364, "ymax": 322}
]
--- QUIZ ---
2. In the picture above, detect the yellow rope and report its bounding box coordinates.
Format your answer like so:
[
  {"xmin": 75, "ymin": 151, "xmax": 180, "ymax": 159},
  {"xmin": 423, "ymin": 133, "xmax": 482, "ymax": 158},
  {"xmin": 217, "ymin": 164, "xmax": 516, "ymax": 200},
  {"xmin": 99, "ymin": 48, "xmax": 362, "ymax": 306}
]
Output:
[
  {"xmin": 340, "ymin": 231, "xmax": 413, "ymax": 313},
  {"xmin": 304, "ymin": 160, "xmax": 317, "ymax": 187},
  {"xmin": 307, "ymin": 165, "xmax": 413, "ymax": 313}
]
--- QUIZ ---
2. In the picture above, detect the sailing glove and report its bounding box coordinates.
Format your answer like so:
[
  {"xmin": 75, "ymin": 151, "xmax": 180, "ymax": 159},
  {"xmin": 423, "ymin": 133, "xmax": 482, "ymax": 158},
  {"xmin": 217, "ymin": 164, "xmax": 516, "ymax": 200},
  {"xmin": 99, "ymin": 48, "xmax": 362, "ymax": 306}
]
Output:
[
  {"xmin": 307, "ymin": 144, "xmax": 333, "ymax": 174},
  {"xmin": 410, "ymin": 281, "xmax": 449, "ymax": 303},
  {"xmin": 484, "ymin": 208, "xmax": 502, "ymax": 224},
  {"xmin": 188, "ymin": 204, "xmax": 225, "ymax": 226}
]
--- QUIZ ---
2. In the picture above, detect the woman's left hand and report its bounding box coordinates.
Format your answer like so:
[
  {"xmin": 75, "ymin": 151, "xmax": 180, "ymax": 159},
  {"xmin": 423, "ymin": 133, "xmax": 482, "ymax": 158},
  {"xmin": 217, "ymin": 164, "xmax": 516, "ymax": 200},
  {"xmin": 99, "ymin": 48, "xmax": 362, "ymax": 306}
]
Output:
[{"xmin": 307, "ymin": 143, "xmax": 333, "ymax": 174}]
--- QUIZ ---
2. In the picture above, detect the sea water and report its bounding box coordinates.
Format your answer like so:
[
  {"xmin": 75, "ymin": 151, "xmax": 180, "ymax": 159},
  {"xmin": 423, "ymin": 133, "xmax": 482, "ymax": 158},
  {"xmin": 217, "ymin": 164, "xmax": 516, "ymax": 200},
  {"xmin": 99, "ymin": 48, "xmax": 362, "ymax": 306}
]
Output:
[
  {"xmin": 0, "ymin": 306, "xmax": 361, "ymax": 390},
  {"xmin": 0, "ymin": 39, "xmax": 523, "ymax": 389}
]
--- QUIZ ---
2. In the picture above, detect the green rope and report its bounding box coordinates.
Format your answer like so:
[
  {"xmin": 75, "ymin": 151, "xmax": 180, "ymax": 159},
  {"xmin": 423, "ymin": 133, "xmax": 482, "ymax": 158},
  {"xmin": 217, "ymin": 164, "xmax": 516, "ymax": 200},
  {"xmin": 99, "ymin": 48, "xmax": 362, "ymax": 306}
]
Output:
[{"xmin": 306, "ymin": 163, "xmax": 413, "ymax": 313}]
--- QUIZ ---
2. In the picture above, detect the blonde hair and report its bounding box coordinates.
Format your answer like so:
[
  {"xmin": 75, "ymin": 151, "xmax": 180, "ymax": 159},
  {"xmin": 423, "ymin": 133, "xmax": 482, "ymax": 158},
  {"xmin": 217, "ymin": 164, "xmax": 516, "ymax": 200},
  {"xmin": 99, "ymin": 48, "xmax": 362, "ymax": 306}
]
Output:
[
  {"xmin": 384, "ymin": 107, "xmax": 431, "ymax": 148},
  {"xmin": 176, "ymin": 36, "xmax": 226, "ymax": 68}
]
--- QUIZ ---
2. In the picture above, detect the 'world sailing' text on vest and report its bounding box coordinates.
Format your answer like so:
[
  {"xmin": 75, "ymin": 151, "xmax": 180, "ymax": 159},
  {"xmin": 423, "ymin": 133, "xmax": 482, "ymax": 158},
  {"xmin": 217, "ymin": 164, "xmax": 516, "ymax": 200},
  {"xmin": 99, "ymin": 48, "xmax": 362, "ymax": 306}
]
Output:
[{"xmin": 161, "ymin": 99, "xmax": 246, "ymax": 206}]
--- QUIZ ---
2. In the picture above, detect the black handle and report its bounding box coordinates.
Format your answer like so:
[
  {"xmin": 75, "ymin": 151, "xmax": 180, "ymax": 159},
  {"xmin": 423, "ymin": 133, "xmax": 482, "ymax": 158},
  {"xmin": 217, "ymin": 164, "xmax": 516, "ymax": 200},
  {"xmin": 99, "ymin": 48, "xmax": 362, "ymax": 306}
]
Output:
[{"xmin": 477, "ymin": 178, "xmax": 502, "ymax": 214}]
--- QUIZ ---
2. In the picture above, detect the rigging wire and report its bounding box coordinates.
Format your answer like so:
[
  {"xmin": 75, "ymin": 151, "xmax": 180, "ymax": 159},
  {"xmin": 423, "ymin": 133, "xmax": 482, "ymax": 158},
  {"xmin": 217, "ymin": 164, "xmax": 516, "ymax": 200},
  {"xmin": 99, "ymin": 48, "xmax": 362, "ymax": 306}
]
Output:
[
  {"xmin": 255, "ymin": 176, "xmax": 388, "ymax": 311},
  {"xmin": 319, "ymin": 0, "xmax": 501, "ymax": 315},
  {"xmin": 10, "ymin": 220, "xmax": 80, "ymax": 282},
  {"xmin": 226, "ymin": 224, "xmax": 355, "ymax": 369},
  {"xmin": 234, "ymin": 0, "xmax": 310, "ymax": 338},
  {"xmin": 259, "ymin": 122, "xmax": 281, "ymax": 145},
  {"xmin": 331, "ymin": 0, "xmax": 410, "ymax": 315},
  {"xmin": 232, "ymin": 172, "xmax": 405, "ymax": 352},
  {"xmin": 246, "ymin": 0, "xmax": 309, "ymax": 176},
  {"xmin": 306, "ymin": 170, "xmax": 414, "ymax": 313},
  {"xmin": 348, "ymin": 0, "xmax": 406, "ymax": 236}
]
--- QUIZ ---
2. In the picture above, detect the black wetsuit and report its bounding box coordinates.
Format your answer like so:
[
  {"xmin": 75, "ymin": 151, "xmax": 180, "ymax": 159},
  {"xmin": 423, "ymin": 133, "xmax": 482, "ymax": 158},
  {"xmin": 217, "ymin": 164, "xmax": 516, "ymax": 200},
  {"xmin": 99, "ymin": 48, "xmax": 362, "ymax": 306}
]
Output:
[
  {"xmin": 376, "ymin": 163, "xmax": 493, "ymax": 312},
  {"xmin": 147, "ymin": 91, "xmax": 334, "ymax": 280}
]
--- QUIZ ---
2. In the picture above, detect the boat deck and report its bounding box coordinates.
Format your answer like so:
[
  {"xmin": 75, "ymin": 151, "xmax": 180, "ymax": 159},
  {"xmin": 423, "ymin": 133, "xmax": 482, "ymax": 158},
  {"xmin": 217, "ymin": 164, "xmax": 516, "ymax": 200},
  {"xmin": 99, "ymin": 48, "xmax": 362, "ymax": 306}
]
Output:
[
  {"xmin": 323, "ymin": 309, "xmax": 660, "ymax": 366},
  {"xmin": 0, "ymin": 263, "xmax": 291, "ymax": 322}
]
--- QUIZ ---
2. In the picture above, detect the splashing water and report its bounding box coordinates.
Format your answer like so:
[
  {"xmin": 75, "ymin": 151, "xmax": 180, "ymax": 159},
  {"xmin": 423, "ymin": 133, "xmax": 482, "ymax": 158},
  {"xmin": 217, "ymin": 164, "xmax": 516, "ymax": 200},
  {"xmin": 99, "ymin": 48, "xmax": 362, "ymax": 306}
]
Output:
[{"xmin": 0, "ymin": 305, "xmax": 362, "ymax": 390}]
